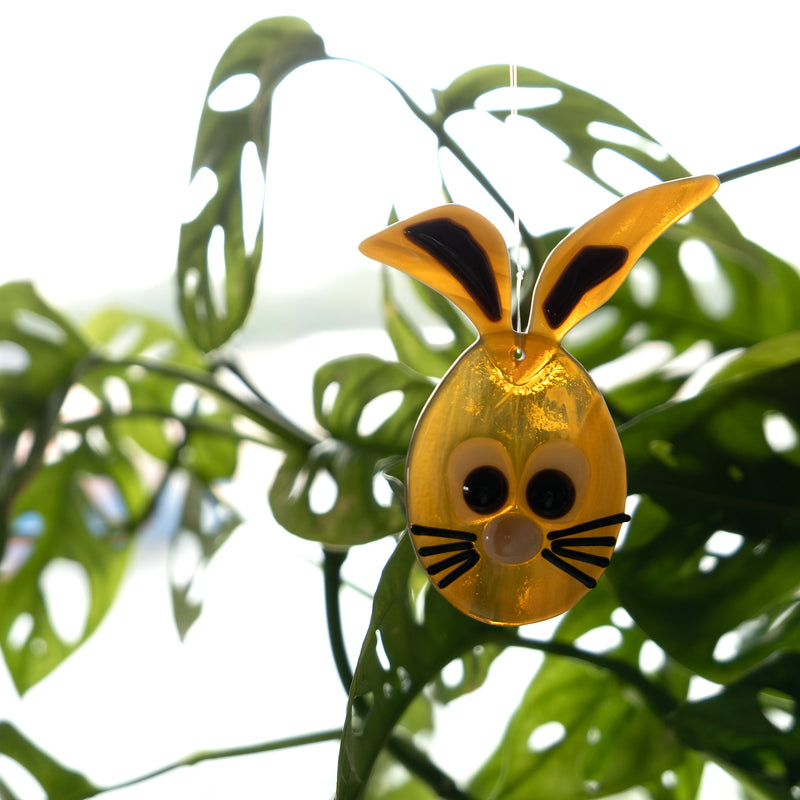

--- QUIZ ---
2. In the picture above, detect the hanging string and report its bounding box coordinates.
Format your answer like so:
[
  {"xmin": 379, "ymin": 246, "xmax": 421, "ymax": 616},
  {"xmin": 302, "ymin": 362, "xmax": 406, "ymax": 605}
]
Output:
[{"xmin": 509, "ymin": 63, "xmax": 525, "ymax": 334}]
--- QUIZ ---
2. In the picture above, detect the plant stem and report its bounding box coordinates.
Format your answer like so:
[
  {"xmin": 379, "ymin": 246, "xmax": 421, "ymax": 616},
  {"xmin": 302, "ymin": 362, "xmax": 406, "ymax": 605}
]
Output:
[
  {"xmin": 95, "ymin": 728, "xmax": 342, "ymax": 796},
  {"xmin": 322, "ymin": 547, "xmax": 479, "ymax": 800}
]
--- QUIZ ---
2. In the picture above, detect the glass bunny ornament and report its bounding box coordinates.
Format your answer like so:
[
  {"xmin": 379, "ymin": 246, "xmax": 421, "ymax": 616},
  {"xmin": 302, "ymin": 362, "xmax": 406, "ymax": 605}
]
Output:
[{"xmin": 360, "ymin": 175, "xmax": 719, "ymax": 626}]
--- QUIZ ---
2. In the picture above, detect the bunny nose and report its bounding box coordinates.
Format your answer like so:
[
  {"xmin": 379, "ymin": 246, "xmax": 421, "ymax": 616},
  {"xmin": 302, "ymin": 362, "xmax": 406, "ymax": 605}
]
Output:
[{"xmin": 482, "ymin": 513, "xmax": 543, "ymax": 565}]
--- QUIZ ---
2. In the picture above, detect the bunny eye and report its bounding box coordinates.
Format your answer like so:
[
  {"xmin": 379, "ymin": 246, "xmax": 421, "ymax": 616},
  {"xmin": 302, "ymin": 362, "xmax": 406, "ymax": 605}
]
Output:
[
  {"xmin": 463, "ymin": 466, "xmax": 508, "ymax": 514},
  {"xmin": 526, "ymin": 469, "xmax": 575, "ymax": 518}
]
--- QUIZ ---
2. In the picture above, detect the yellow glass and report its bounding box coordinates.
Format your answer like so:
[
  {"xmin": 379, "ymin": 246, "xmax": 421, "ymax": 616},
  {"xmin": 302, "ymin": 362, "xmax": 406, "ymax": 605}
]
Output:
[{"xmin": 360, "ymin": 175, "xmax": 720, "ymax": 625}]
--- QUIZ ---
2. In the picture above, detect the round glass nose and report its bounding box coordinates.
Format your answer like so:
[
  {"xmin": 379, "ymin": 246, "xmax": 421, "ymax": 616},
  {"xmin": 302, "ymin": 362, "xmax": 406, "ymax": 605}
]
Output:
[{"xmin": 482, "ymin": 513, "xmax": 543, "ymax": 565}]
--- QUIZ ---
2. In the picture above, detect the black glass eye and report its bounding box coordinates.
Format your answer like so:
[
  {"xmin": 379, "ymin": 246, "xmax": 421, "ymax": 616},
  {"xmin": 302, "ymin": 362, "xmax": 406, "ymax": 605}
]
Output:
[
  {"xmin": 463, "ymin": 466, "xmax": 508, "ymax": 514},
  {"xmin": 526, "ymin": 469, "xmax": 575, "ymax": 519}
]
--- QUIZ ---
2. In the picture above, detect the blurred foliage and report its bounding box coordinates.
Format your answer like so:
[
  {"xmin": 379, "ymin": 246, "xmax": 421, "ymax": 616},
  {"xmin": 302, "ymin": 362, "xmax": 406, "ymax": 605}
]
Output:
[{"xmin": 1, "ymin": 14, "xmax": 798, "ymax": 800}]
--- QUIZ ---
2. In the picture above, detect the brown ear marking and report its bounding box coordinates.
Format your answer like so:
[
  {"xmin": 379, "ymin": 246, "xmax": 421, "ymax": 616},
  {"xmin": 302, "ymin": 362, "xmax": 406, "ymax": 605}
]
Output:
[
  {"xmin": 404, "ymin": 218, "xmax": 502, "ymax": 323},
  {"xmin": 543, "ymin": 245, "xmax": 628, "ymax": 329}
]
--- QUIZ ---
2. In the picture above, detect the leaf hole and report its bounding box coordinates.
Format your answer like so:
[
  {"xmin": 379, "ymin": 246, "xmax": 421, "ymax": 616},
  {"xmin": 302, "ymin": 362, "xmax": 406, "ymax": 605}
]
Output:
[
  {"xmin": 574, "ymin": 625, "xmax": 623, "ymax": 655},
  {"xmin": 678, "ymin": 239, "xmax": 734, "ymax": 320},
  {"xmin": 758, "ymin": 689, "xmax": 796, "ymax": 733},
  {"xmin": 172, "ymin": 382, "xmax": 201, "ymax": 417},
  {"xmin": 592, "ymin": 148, "xmax": 659, "ymax": 195},
  {"xmin": 372, "ymin": 473, "xmax": 394, "ymax": 509},
  {"xmin": 698, "ymin": 555, "xmax": 718, "ymax": 573},
  {"xmin": 207, "ymin": 73, "xmax": 260, "ymax": 112},
  {"xmin": 319, "ymin": 381, "xmax": 340, "ymax": 418},
  {"xmin": 586, "ymin": 727, "xmax": 602, "ymax": 745},
  {"xmin": 183, "ymin": 167, "xmax": 218, "ymax": 223},
  {"xmin": 397, "ymin": 665, "xmax": 412, "ymax": 693},
  {"xmin": 705, "ymin": 530, "xmax": 745, "ymax": 558},
  {"xmin": 627, "ymin": 258, "xmax": 660, "ymax": 308},
  {"xmin": 86, "ymin": 425, "xmax": 111, "ymax": 456},
  {"xmin": 687, "ymin": 675, "xmax": 724, "ymax": 701},
  {"xmin": 39, "ymin": 558, "xmax": 91, "ymax": 645},
  {"xmin": 169, "ymin": 529, "xmax": 203, "ymax": 590},
  {"xmin": 763, "ymin": 410, "xmax": 799, "ymax": 454},
  {"xmin": 610, "ymin": 607, "xmax": 634, "ymax": 629},
  {"xmin": 308, "ymin": 468, "xmax": 338, "ymax": 515},
  {"xmin": 357, "ymin": 390, "xmax": 404, "ymax": 437},
  {"xmin": 0, "ymin": 755, "xmax": 46, "ymax": 800},
  {"xmin": 0, "ymin": 340, "xmax": 31, "ymax": 374},
  {"xmin": 441, "ymin": 657, "xmax": 465, "ymax": 689},
  {"xmin": 241, "ymin": 141, "xmax": 264, "ymax": 256},
  {"xmin": 207, "ymin": 224, "xmax": 228, "ymax": 317},
  {"xmin": 6, "ymin": 612, "xmax": 35, "ymax": 650},
  {"xmin": 182, "ymin": 266, "xmax": 201, "ymax": 302},
  {"xmin": 587, "ymin": 122, "xmax": 668, "ymax": 161},
  {"xmin": 102, "ymin": 375, "xmax": 132, "ymax": 414},
  {"xmin": 14, "ymin": 309, "xmax": 67, "ymax": 345},
  {"xmin": 474, "ymin": 86, "xmax": 562, "ymax": 111},
  {"xmin": 350, "ymin": 691, "xmax": 374, "ymax": 736},
  {"xmin": 78, "ymin": 474, "xmax": 129, "ymax": 527},
  {"xmin": 661, "ymin": 770, "xmax": 679, "ymax": 789},
  {"xmin": 375, "ymin": 629, "xmax": 391, "ymax": 672},
  {"xmin": 583, "ymin": 780, "xmax": 601, "ymax": 795},
  {"xmin": 104, "ymin": 321, "xmax": 145, "ymax": 359},
  {"xmin": 638, "ymin": 640, "xmax": 667, "ymax": 675},
  {"xmin": 527, "ymin": 721, "xmax": 566, "ymax": 753}
]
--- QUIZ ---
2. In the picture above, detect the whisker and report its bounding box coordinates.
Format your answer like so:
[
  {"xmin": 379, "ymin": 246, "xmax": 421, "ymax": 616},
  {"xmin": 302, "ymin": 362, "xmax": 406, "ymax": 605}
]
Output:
[
  {"xmin": 551, "ymin": 536, "xmax": 616, "ymax": 549},
  {"xmin": 550, "ymin": 544, "xmax": 610, "ymax": 568},
  {"xmin": 426, "ymin": 550, "xmax": 480, "ymax": 589},
  {"xmin": 542, "ymin": 549, "xmax": 597, "ymax": 588},
  {"xmin": 418, "ymin": 541, "xmax": 475, "ymax": 557},
  {"xmin": 547, "ymin": 512, "xmax": 630, "ymax": 541},
  {"xmin": 411, "ymin": 524, "xmax": 477, "ymax": 542}
]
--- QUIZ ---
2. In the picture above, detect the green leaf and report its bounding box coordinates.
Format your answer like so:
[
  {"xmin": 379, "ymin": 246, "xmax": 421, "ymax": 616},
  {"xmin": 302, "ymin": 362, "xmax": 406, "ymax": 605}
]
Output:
[
  {"xmin": 0, "ymin": 440, "xmax": 140, "ymax": 692},
  {"xmin": 177, "ymin": 17, "xmax": 327, "ymax": 351},
  {"xmin": 337, "ymin": 535, "xmax": 496, "ymax": 799},
  {"xmin": 0, "ymin": 723, "xmax": 97, "ymax": 800},
  {"xmin": 673, "ymin": 652, "xmax": 800, "ymax": 798},
  {"xmin": 169, "ymin": 476, "xmax": 240, "ymax": 638},
  {"xmin": 469, "ymin": 653, "xmax": 684, "ymax": 800},
  {"xmin": 612, "ymin": 340, "xmax": 800, "ymax": 683},
  {"xmin": 0, "ymin": 282, "xmax": 89, "ymax": 431},
  {"xmin": 382, "ymin": 270, "xmax": 474, "ymax": 379},
  {"xmin": 269, "ymin": 356, "xmax": 431, "ymax": 546}
]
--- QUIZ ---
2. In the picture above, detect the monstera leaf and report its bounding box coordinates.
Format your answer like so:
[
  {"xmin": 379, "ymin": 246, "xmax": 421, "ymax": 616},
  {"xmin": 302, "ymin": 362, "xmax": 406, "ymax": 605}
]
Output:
[
  {"xmin": 612, "ymin": 334, "xmax": 800, "ymax": 683},
  {"xmin": 177, "ymin": 17, "xmax": 327, "ymax": 350}
]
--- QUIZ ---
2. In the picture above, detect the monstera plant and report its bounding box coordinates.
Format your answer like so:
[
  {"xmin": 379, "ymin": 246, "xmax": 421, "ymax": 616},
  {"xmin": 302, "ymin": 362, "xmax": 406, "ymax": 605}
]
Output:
[{"xmin": 1, "ymin": 15, "xmax": 799, "ymax": 800}]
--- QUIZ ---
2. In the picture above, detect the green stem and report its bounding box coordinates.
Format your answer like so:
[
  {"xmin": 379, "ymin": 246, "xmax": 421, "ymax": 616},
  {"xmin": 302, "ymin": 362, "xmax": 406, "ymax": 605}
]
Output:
[
  {"xmin": 322, "ymin": 548, "xmax": 479, "ymax": 800},
  {"xmin": 343, "ymin": 58, "xmax": 547, "ymax": 272},
  {"xmin": 95, "ymin": 728, "xmax": 342, "ymax": 796},
  {"xmin": 95, "ymin": 354, "xmax": 319, "ymax": 451}
]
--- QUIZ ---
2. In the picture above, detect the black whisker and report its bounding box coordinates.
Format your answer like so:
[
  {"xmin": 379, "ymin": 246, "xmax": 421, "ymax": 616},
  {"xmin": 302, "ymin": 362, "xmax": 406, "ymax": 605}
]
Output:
[
  {"xmin": 418, "ymin": 541, "xmax": 474, "ymax": 557},
  {"xmin": 410, "ymin": 524, "xmax": 477, "ymax": 542},
  {"xmin": 547, "ymin": 512, "xmax": 630, "ymax": 541},
  {"xmin": 551, "ymin": 536, "xmax": 616, "ymax": 549},
  {"xmin": 550, "ymin": 544, "xmax": 610, "ymax": 568},
  {"xmin": 542, "ymin": 549, "xmax": 597, "ymax": 588},
  {"xmin": 427, "ymin": 550, "xmax": 480, "ymax": 589}
]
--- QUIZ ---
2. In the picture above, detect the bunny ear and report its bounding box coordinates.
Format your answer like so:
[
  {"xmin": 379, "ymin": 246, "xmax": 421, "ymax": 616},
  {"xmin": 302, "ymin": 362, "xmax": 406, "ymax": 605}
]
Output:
[
  {"xmin": 359, "ymin": 205, "xmax": 512, "ymax": 335},
  {"xmin": 528, "ymin": 175, "xmax": 720, "ymax": 342}
]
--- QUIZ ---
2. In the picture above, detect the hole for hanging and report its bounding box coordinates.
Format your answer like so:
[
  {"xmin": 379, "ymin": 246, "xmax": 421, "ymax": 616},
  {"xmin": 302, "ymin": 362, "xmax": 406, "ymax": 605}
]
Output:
[
  {"xmin": 528, "ymin": 721, "xmax": 566, "ymax": 753},
  {"xmin": 0, "ymin": 340, "xmax": 30, "ymax": 374},
  {"xmin": 678, "ymin": 239, "xmax": 734, "ymax": 320},
  {"xmin": 207, "ymin": 73, "xmax": 260, "ymax": 112},
  {"xmin": 39, "ymin": 559, "xmax": 91, "ymax": 645},
  {"xmin": 357, "ymin": 390, "xmax": 404, "ymax": 437}
]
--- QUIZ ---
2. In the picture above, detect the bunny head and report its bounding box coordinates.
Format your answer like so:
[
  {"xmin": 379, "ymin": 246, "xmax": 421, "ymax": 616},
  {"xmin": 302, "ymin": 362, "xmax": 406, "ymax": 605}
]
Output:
[{"xmin": 360, "ymin": 175, "xmax": 719, "ymax": 625}]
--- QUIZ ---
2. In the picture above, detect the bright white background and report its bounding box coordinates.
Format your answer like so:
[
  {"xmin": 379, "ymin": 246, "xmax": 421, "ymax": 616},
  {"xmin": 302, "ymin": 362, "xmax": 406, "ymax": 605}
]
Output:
[{"xmin": 0, "ymin": 1, "xmax": 798, "ymax": 798}]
